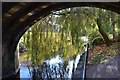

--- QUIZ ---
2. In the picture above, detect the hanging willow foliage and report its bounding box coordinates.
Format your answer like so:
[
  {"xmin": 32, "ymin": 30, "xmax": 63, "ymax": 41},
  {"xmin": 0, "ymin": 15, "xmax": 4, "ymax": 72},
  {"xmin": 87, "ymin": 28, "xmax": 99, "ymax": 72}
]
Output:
[{"xmin": 23, "ymin": 15, "xmax": 81, "ymax": 68}]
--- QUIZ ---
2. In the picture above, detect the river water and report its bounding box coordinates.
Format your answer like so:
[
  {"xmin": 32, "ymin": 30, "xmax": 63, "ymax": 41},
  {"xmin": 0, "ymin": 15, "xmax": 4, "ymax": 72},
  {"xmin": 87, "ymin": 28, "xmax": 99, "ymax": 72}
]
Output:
[{"xmin": 20, "ymin": 52, "xmax": 85, "ymax": 79}]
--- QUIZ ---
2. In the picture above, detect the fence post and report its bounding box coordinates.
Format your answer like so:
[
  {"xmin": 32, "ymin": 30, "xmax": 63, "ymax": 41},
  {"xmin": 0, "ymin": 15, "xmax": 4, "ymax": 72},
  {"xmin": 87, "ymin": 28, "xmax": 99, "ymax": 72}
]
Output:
[{"xmin": 82, "ymin": 43, "xmax": 89, "ymax": 80}]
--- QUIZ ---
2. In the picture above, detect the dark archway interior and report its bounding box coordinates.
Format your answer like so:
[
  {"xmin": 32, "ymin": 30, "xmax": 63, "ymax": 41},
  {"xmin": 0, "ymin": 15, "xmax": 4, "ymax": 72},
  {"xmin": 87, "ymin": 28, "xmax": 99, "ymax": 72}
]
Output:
[{"xmin": 2, "ymin": 2, "xmax": 120, "ymax": 79}]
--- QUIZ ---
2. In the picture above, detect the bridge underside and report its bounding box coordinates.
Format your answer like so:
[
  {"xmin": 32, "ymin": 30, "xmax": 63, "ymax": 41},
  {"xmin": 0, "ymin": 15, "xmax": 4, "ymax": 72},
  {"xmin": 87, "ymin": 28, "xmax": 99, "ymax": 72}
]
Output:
[{"xmin": 2, "ymin": 2, "xmax": 120, "ymax": 79}]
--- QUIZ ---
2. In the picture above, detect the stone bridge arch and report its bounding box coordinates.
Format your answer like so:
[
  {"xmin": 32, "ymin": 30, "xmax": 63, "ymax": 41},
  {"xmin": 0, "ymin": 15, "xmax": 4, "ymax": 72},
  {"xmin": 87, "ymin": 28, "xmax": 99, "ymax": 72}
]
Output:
[{"xmin": 2, "ymin": 2, "xmax": 120, "ymax": 79}]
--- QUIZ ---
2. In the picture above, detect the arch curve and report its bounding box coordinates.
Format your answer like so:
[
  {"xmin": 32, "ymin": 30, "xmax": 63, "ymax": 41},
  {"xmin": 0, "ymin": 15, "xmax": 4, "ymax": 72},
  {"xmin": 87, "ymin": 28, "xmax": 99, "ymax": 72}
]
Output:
[{"xmin": 2, "ymin": 2, "xmax": 120, "ymax": 79}]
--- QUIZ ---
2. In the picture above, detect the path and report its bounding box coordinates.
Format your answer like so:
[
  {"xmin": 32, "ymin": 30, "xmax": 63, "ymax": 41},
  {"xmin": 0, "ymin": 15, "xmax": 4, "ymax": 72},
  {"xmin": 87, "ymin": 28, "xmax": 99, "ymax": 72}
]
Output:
[{"xmin": 73, "ymin": 54, "xmax": 120, "ymax": 78}]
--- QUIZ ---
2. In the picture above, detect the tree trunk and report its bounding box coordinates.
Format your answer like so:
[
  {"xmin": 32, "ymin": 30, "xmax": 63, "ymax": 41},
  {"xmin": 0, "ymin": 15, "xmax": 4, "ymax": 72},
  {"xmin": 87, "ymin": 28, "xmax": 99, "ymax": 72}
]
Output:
[
  {"xmin": 111, "ymin": 12, "xmax": 117, "ymax": 41},
  {"xmin": 112, "ymin": 22, "xmax": 116, "ymax": 40},
  {"xmin": 97, "ymin": 18, "xmax": 111, "ymax": 46},
  {"xmin": 118, "ymin": 15, "xmax": 120, "ymax": 41}
]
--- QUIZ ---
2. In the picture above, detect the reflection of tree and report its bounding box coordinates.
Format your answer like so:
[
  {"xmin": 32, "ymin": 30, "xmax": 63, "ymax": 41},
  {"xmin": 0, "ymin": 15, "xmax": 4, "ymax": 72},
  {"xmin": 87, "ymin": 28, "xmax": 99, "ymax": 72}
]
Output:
[
  {"xmin": 30, "ymin": 51, "xmax": 88, "ymax": 79},
  {"xmin": 30, "ymin": 60, "xmax": 73, "ymax": 79}
]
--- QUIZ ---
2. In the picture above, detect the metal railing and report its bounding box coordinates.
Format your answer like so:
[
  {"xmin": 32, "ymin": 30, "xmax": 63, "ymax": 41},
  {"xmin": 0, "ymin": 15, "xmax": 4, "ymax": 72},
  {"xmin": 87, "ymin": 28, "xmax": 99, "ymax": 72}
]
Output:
[
  {"xmin": 82, "ymin": 43, "xmax": 89, "ymax": 80},
  {"xmin": 75, "ymin": 37, "xmax": 100, "ymax": 80}
]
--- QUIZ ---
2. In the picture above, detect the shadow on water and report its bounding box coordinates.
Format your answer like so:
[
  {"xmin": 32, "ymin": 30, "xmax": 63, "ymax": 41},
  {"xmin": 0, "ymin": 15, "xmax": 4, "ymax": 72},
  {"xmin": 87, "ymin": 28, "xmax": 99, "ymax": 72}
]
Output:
[{"xmin": 20, "ymin": 52, "xmax": 86, "ymax": 79}]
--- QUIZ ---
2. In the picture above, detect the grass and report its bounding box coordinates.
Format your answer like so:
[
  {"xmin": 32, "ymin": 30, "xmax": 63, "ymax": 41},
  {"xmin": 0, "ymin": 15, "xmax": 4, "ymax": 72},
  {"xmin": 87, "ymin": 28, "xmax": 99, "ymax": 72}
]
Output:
[{"xmin": 91, "ymin": 53, "xmax": 103, "ymax": 64}]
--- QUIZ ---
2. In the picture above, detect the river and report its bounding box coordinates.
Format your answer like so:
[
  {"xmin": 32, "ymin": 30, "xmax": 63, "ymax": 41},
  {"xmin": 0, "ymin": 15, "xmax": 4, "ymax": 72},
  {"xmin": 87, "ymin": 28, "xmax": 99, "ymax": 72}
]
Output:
[{"xmin": 20, "ymin": 52, "xmax": 86, "ymax": 79}]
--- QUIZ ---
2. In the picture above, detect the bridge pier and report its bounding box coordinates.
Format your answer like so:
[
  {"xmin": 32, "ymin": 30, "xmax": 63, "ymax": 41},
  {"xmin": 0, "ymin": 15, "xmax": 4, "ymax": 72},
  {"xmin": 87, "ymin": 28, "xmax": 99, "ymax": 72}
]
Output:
[
  {"xmin": 2, "ymin": 44, "xmax": 20, "ymax": 79},
  {"xmin": 2, "ymin": 69, "xmax": 20, "ymax": 80}
]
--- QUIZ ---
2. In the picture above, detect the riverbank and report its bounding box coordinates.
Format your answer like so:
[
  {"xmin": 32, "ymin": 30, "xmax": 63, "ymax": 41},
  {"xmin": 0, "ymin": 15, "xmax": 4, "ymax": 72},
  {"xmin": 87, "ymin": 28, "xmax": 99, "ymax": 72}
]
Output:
[{"xmin": 88, "ymin": 42, "xmax": 119, "ymax": 64}]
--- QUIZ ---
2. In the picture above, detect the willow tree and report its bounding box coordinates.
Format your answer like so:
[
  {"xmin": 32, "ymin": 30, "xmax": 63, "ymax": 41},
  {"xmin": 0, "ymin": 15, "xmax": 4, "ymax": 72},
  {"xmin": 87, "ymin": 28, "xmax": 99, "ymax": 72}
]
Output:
[{"xmin": 56, "ymin": 7, "xmax": 119, "ymax": 46}]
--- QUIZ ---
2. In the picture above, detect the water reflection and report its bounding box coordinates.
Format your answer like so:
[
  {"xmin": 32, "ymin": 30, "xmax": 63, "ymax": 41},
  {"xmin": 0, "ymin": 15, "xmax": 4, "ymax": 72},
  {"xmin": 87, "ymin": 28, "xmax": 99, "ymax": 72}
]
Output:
[{"xmin": 20, "ymin": 52, "xmax": 86, "ymax": 79}]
